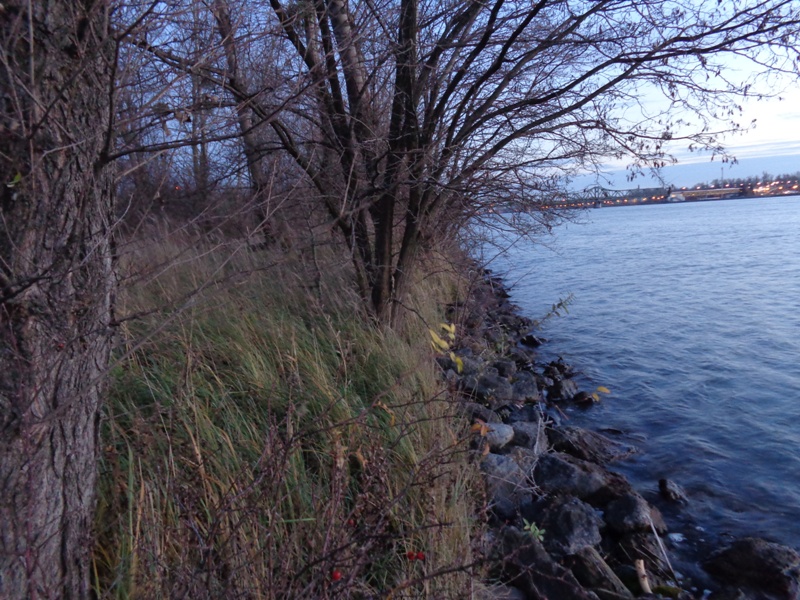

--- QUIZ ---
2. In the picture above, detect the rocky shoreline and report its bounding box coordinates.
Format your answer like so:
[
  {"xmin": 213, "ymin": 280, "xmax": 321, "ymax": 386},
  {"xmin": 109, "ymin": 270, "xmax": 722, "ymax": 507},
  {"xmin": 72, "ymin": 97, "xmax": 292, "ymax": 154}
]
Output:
[{"xmin": 443, "ymin": 270, "xmax": 800, "ymax": 600}]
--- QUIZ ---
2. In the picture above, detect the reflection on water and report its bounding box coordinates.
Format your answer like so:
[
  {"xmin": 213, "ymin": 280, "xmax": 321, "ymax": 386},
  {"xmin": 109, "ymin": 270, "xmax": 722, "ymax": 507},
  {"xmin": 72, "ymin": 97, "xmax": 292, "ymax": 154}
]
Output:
[{"xmin": 493, "ymin": 196, "xmax": 800, "ymax": 548}]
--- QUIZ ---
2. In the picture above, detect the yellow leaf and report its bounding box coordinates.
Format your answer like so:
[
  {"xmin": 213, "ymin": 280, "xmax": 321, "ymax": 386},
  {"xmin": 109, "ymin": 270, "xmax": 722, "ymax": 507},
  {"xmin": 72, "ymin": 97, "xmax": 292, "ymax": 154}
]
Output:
[
  {"xmin": 429, "ymin": 329, "xmax": 450, "ymax": 352},
  {"xmin": 591, "ymin": 393, "xmax": 600, "ymax": 402},
  {"xmin": 596, "ymin": 386, "xmax": 611, "ymax": 394},
  {"xmin": 440, "ymin": 322, "xmax": 456, "ymax": 341},
  {"xmin": 450, "ymin": 352, "xmax": 464, "ymax": 374}
]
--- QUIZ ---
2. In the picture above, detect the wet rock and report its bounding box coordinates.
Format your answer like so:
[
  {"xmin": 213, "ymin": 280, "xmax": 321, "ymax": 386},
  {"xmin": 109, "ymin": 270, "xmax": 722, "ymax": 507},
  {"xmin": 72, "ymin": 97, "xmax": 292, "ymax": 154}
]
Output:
[
  {"xmin": 510, "ymin": 421, "xmax": 548, "ymax": 454},
  {"xmin": 568, "ymin": 546, "xmax": 634, "ymax": 599},
  {"xmin": 511, "ymin": 371, "xmax": 541, "ymax": 403},
  {"xmin": 548, "ymin": 377, "xmax": 579, "ymax": 401},
  {"xmin": 520, "ymin": 333, "xmax": 544, "ymax": 348},
  {"xmin": 533, "ymin": 453, "xmax": 607, "ymax": 500},
  {"xmin": 604, "ymin": 493, "xmax": 667, "ymax": 534},
  {"xmin": 703, "ymin": 537, "xmax": 800, "ymax": 599},
  {"xmin": 708, "ymin": 588, "xmax": 761, "ymax": 600},
  {"xmin": 659, "ymin": 479, "xmax": 689, "ymax": 504},
  {"xmin": 486, "ymin": 423, "xmax": 515, "ymax": 451},
  {"xmin": 536, "ymin": 496, "xmax": 603, "ymax": 556},
  {"xmin": 481, "ymin": 453, "xmax": 529, "ymax": 521},
  {"xmin": 457, "ymin": 401, "xmax": 501, "ymax": 424},
  {"xmin": 503, "ymin": 404, "xmax": 543, "ymax": 424},
  {"xmin": 495, "ymin": 527, "xmax": 600, "ymax": 600},
  {"xmin": 548, "ymin": 427, "xmax": 637, "ymax": 464}
]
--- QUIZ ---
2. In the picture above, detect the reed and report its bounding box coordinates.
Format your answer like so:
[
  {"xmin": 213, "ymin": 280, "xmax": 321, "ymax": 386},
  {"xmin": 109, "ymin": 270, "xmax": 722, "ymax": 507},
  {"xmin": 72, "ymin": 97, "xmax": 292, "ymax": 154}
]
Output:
[{"xmin": 93, "ymin": 235, "xmax": 482, "ymax": 599}]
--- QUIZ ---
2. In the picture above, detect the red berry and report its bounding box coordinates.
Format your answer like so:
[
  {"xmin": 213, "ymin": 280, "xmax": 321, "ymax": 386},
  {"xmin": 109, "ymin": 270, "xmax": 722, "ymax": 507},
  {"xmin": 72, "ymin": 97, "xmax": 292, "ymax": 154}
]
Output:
[
  {"xmin": 347, "ymin": 519, "xmax": 355, "ymax": 527},
  {"xmin": 416, "ymin": 551, "xmax": 425, "ymax": 561},
  {"xmin": 406, "ymin": 550, "xmax": 416, "ymax": 560},
  {"xmin": 331, "ymin": 569, "xmax": 342, "ymax": 581}
]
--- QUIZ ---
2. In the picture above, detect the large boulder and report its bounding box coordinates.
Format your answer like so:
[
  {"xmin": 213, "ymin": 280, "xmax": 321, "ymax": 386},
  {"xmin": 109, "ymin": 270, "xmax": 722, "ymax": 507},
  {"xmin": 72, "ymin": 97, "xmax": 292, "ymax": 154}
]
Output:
[
  {"xmin": 568, "ymin": 546, "xmax": 634, "ymax": 600},
  {"xmin": 603, "ymin": 493, "xmax": 667, "ymax": 534},
  {"xmin": 532, "ymin": 453, "xmax": 608, "ymax": 500},
  {"xmin": 535, "ymin": 496, "xmax": 603, "ymax": 556},
  {"xmin": 494, "ymin": 527, "xmax": 601, "ymax": 600},
  {"xmin": 548, "ymin": 427, "xmax": 637, "ymax": 464},
  {"xmin": 510, "ymin": 421, "xmax": 548, "ymax": 454},
  {"xmin": 703, "ymin": 537, "xmax": 800, "ymax": 599},
  {"xmin": 481, "ymin": 453, "xmax": 529, "ymax": 521}
]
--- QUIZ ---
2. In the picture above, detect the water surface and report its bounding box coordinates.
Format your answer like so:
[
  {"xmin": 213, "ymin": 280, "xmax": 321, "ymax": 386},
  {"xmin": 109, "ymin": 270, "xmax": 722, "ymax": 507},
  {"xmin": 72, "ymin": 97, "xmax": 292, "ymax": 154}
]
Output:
[{"xmin": 493, "ymin": 196, "xmax": 800, "ymax": 548}]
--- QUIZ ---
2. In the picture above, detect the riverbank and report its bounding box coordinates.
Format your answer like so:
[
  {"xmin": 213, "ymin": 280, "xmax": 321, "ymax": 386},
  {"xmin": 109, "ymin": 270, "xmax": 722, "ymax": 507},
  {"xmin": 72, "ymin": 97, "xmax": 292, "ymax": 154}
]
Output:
[{"xmin": 453, "ymin": 269, "xmax": 800, "ymax": 600}]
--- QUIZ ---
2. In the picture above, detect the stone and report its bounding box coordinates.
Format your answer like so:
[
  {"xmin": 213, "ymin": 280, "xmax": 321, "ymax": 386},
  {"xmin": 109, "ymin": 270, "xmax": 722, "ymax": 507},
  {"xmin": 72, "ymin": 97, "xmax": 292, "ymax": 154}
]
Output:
[
  {"xmin": 537, "ymin": 496, "xmax": 603, "ymax": 556},
  {"xmin": 510, "ymin": 421, "xmax": 548, "ymax": 454},
  {"xmin": 568, "ymin": 547, "xmax": 634, "ymax": 599},
  {"xmin": 475, "ymin": 372, "xmax": 514, "ymax": 404},
  {"xmin": 658, "ymin": 479, "xmax": 689, "ymax": 504},
  {"xmin": 532, "ymin": 453, "xmax": 607, "ymax": 500},
  {"xmin": 520, "ymin": 333, "xmax": 544, "ymax": 348},
  {"xmin": 548, "ymin": 377, "xmax": 579, "ymax": 401},
  {"xmin": 703, "ymin": 537, "xmax": 800, "ymax": 599},
  {"xmin": 511, "ymin": 371, "xmax": 541, "ymax": 403},
  {"xmin": 603, "ymin": 493, "xmax": 667, "ymax": 534},
  {"xmin": 486, "ymin": 423, "xmax": 515, "ymax": 451},
  {"xmin": 507, "ymin": 446, "xmax": 541, "ymax": 476},
  {"xmin": 457, "ymin": 401, "xmax": 502, "ymax": 424},
  {"xmin": 493, "ymin": 359, "xmax": 517, "ymax": 378},
  {"xmin": 481, "ymin": 453, "xmax": 529, "ymax": 521},
  {"xmin": 548, "ymin": 427, "xmax": 637, "ymax": 464},
  {"xmin": 495, "ymin": 527, "xmax": 601, "ymax": 600},
  {"xmin": 504, "ymin": 404, "xmax": 543, "ymax": 424}
]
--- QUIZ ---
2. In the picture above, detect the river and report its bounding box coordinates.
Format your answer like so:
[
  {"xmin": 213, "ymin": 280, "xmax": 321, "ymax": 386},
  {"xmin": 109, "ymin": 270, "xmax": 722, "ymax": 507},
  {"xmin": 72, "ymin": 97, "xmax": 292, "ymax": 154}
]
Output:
[{"xmin": 490, "ymin": 195, "xmax": 800, "ymax": 551}]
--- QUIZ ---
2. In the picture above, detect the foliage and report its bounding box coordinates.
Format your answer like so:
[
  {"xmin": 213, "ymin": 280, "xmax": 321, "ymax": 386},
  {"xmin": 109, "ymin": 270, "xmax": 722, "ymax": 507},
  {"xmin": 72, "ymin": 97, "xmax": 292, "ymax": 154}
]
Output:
[
  {"xmin": 93, "ymin": 239, "xmax": 483, "ymax": 598},
  {"xmin": 522, "ymin": 519, "xmax": 546, "ymax": 543}
]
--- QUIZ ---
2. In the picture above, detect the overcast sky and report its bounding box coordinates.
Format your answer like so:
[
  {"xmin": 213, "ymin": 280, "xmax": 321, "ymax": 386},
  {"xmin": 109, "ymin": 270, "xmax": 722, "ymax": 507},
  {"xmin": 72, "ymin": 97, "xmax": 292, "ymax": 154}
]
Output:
[{"xmin": 572, "ymin": 80, "xmax": 800, "ymax": 191}]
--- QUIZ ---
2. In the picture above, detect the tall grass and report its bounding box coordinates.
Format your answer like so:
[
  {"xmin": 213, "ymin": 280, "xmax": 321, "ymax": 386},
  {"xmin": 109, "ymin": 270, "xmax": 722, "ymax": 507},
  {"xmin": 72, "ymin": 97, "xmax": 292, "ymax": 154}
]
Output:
[{"xmin": 93, "ymin": 237, "xmax": 482, "ymax": 599}]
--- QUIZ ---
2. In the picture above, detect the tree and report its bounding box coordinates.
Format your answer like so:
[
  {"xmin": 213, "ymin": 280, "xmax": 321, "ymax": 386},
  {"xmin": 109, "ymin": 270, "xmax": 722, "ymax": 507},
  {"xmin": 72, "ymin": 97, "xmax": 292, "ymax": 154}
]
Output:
[
  {"xmin": 259, "ymin": 0, "xmax": 800, "ymax": 321},
  {"xmin": 115, "ymin": 0, "xmax": 800, "ymax": 323},
  {"xmin": 0, "ymin": 1, "xmax": 116, "ymax": 597}
]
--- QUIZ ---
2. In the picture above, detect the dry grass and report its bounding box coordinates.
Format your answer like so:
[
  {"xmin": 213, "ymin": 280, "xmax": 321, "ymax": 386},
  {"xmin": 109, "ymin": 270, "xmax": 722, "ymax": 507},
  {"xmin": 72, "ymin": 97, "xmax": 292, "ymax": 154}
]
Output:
[{"xmin": 93, "ymin": 235, "xmax": 484, "ymax": 599}]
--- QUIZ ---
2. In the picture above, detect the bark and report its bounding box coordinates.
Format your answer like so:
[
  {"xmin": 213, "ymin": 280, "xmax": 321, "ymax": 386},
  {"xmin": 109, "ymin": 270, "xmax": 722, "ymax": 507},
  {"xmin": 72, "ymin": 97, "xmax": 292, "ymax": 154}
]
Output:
[{"xmin": 0, "ymin": 1, "xmax": 115, "ymax": 598}]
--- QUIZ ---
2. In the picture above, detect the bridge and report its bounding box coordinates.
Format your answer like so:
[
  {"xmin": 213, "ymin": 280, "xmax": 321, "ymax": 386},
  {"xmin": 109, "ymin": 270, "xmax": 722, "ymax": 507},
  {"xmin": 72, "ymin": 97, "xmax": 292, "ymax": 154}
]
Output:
[{"xmin": 556, "ymin": 184, "xmax": 746, "ymax": 208}]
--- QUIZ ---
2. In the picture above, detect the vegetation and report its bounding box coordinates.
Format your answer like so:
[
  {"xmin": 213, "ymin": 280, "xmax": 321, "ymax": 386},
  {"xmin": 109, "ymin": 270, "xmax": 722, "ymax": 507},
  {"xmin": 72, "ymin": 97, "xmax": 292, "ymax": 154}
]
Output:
[
  {"xmin": 93, "ymin": 238, "xmax": 482, "ymax": 598},
  {"xmin": 3, "ymin": 0, "xmax": 800, "ymax": 597}
]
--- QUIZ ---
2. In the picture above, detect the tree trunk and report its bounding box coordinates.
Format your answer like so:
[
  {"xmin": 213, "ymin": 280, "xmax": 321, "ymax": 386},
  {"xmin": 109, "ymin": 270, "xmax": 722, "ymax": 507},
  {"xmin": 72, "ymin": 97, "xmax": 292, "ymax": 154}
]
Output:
[{"xmin": 0, "ymin": 2, "xmax": 115, "ymax": 598}]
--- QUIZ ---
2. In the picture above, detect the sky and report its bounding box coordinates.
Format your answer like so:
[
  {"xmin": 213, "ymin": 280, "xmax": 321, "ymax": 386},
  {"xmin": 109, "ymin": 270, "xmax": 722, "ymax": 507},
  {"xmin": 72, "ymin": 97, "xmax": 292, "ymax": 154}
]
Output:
[{"xmin": 571, "ymin": 76, "xmax": 800, "ymax": 192}]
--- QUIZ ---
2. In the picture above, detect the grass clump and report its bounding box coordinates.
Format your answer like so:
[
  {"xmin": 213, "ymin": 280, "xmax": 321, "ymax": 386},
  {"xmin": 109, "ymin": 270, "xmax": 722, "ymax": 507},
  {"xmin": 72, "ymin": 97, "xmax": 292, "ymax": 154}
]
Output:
[{"xmin": 93, "ymin": 238, "xmax": 481, "ymax": 599}]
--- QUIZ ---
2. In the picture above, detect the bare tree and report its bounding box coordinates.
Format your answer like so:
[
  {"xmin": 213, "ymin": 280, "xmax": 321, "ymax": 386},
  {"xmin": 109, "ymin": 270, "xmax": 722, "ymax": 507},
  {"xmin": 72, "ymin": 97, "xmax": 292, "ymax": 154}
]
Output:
[
  {"xmin": 258, "ymin": 0, "xmax": 800, "ymax": 321},
  {"xmin": 0, "ymin": 1, "xmax": 116, "ymax": 597}
]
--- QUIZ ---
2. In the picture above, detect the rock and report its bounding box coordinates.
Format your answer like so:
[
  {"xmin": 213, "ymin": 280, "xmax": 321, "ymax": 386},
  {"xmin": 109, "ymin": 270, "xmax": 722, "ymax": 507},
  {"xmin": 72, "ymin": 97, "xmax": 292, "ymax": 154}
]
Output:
[
  {"xmin": 613, "ymin": 532, "xmax": 674, "ymax": 583},
  {"xmin": 533, "ymin": 453, "xmax": 607, "ymax": 500},
  {"xmin": 493, "ymin": 359, "xmax": 517, "ymax": 378},
  {"xmin": 511, "ymin": 371, "xmax": 541, "ymax": 403},
  {"xmin": 486, "ymin": 423, "xmax": 515, "ymax": 451},
  {"xmin": 503, "ymin": 404, "xmax": 542, "ymax": 424},
  {"xmin": 604, "ymin": 493, "xmax": 667, "ymax": 534},
  {"xmin": 474, "ymin": 372, "xmax": 514, "ymax": 405},
  {"xmin": 507, "ymin": 446, "xmax": 541, "ymax": 475},
  {"xmin": 481, "ymin": 453, "xmax": 529, "ymax": 521},
  {"xmin": 457, "ymin": 401, "xmax": 501, "ymax": 424},
  {"xmin": 520, "ymin": 333, "xmax": 544, "ymax": 348},
  {"xmin": 495, "ymin": 527, "xmax": 601, "ymax": 600},
  {"xmin": 548, "ymin": 377, "xmax": 579, "ymax": 401},
  {"xmin": 548, "ymin": 427, "xmax": 636, "ymax": 464},
  {"xmin": 703, "ymin": 537, "xmax": 800, "ymax": 599},
  {"xmin": 658, "ymin": 479, "xmax": 688, "ymax": 504},
  {"xmin": 510, "ymin": 421, "xmax": 548, "ymax": 454},
  {"xmin": 568, "ymin": 546, "xmax": 634, "ymax": 599},
  {"xmin": 536, "ymin": 496, "xmax": 603, "ymax": 556}
]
